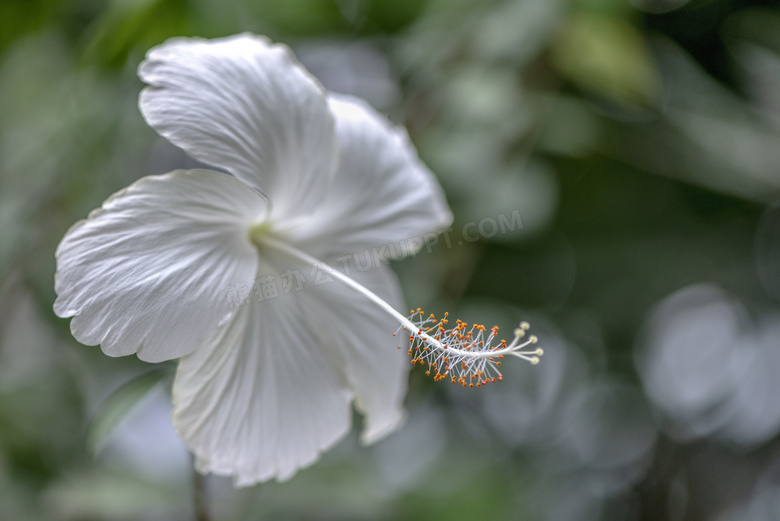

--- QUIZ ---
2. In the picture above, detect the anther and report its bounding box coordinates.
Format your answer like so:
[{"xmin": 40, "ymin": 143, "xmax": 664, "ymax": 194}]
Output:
[{"xmin": 401, "ymin": 308, "xmax": 542, "ymax": 387}]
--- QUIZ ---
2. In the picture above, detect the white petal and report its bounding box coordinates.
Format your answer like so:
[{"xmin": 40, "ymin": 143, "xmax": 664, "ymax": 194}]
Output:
[
  {"xmin": 300, "ymin": 261, "xmax": 408, "ymax": 444},
  {"xmin": 173, "ymin": 257, "xmax": 352, "ymax": 486},
  {"xmin": 172, "ymin": 250, "xmax": 410, "ymax": 485},
  {"xmin": 54, "ymin": 170, "xmax": 264, "ymax": 362},
  {"xmin": 138, "ymin": 34, "xmax": 336, "ymax": 221},
  {"xmin": 283, "ymin": 94, "xmax": 453, "ymax": 259}
]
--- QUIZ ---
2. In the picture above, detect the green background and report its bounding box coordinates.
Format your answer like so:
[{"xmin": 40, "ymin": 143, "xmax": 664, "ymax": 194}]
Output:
[{"xmin": 2, "ymin": 0, "xmax": 780, "ymax": 519}]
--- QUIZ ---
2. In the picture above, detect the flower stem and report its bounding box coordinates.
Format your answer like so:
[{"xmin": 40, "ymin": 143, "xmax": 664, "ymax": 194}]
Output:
[{"xmin": 193, "ymin": 466, "xmax": 211, "ymax": 521}]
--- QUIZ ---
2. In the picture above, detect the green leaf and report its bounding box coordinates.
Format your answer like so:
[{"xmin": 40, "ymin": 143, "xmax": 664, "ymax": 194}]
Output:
[{"xmin": 85, "ymin": 368, "xmax": 170, "ymax": 456}]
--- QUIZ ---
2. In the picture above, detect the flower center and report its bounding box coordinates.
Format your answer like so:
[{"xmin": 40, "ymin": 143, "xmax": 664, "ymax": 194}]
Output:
[{"xmin": 249, "ymin": 221, "xmax": 273, "ymax": 248}]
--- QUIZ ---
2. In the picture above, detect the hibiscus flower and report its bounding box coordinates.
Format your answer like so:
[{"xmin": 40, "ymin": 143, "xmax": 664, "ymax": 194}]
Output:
[{"xmin": 54, "ymin": 34, "xmax": 540, "ymax": 486}]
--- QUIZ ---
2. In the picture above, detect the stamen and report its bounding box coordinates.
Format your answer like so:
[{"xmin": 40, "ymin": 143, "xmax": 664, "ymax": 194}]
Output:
[{"xmin": 396, "ymin": 309, "xmax": 542, "ymax": 386}]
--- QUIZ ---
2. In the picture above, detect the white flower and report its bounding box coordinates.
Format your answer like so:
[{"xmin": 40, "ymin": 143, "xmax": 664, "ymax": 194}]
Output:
[{"xmin": 54, "ymin": 34, "xmax": 541, "ymax": 486}]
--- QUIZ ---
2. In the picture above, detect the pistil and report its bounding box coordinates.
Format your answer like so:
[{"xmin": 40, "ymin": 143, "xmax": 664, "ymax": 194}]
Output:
[{"xmin": 258, "ymin": 235, "xmax": 542, "ymax": 385}]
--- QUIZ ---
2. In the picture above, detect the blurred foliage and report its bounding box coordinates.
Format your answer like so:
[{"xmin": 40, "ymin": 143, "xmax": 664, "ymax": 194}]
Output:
[
  {"xmin": 84, "ymin": 368, "xmax": 170, "ymax": 457},
  {"xmin": 3, "ymin": 0, "xmax": 780, "ymax": 520}
]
